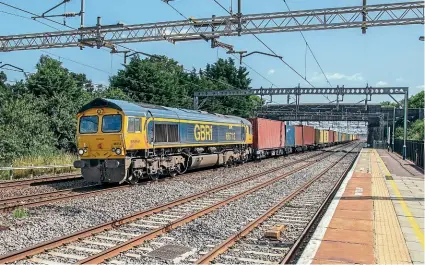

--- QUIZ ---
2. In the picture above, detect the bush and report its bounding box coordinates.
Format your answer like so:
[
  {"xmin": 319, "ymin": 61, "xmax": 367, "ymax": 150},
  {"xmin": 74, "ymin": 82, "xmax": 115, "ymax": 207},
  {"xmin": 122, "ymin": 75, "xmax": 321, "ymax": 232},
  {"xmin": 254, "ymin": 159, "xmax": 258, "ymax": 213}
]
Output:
[{"xmin": 12, "ymin": 207, "xmax": 28, "ymax": 218}]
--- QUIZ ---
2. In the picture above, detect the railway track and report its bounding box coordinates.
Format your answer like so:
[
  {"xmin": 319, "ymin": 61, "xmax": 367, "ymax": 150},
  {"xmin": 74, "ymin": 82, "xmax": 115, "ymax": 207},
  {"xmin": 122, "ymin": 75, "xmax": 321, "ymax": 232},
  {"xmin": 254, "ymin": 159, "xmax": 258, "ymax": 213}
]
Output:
[
  {"xmin": 0, "ymin": 185, "xmax": 128, "ymax": 213},
  {"xmin": 196, "ymin": 143, "xmax": 361, "ymax": 264},
  {"xmin": 0, "ymin": 145, "xmax": 343, "ymax": 214},
  {"xmin": 0, "ymin": 173, "xmax": 82, "ymax": 189},
  {"xmin": 0, "ymin": 143, "xmax": 355, "ymax": 264}
]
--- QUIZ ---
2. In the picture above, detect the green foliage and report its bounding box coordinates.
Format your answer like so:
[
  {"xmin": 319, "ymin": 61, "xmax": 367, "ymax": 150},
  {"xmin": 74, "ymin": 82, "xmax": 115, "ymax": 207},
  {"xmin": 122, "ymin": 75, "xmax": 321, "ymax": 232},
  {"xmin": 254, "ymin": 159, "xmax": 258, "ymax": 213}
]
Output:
[
  {"xmin": 110, "ymin": 56, "xmax": 193, "ymax": 108},
  {"xmin": 12, "ymin": 207, "xmax": 28, "ymax": 218},
  {"xmin": 394, "ymin": 119, "xmax": 424, "ymax": 140},
  {"xmin": 409, "ymin": 90, "xmax": 424, "ymax": 108},
  {"xmin": 26, "ymin": 55, "xmax": 93, "ymax": 152},
  {"xmin": 0, "ymin": 94, "xmax": 56, "ymax": 162}
]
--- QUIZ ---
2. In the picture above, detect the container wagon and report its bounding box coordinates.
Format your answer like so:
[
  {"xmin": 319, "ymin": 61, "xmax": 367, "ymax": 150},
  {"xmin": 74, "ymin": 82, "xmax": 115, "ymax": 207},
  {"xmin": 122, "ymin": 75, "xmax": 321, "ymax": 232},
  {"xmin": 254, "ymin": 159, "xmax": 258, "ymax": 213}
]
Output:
[
  {"xmin": 323, "ymin": 130, "xmax": 329, "ymax": 146},
  {"xmin": 328, "ymin": 130, "xmax": 334, "ymax": 145},
  {"xmin": 286, "ymin": 125, "xmax": 295, "ymax": 152},
  {"xmin": 333, "ymin": 131, "xmax": 338, "ymax": 144},
  {"xmin": 250, "ymin": 117, "xmax": 286, "ymax": 158},
  {"xmin": 303, "ymin": 125, "xmax": 315, "ymax": 150},
  {"xmin": 294, "ymin": 125, "xmax": 307, "ymax": 152},
  {"xmin": 315, "ymin": 129, "xmax": 324, "ymax": 147}
]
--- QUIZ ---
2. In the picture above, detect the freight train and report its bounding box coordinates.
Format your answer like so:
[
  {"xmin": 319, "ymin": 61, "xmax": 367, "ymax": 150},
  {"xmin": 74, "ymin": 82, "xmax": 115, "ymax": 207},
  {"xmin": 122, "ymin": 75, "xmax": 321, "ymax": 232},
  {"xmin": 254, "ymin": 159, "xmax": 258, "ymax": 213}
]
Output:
[{"xmin": 73, "ymin": 98, "xmax": 358, "ymax": 184}]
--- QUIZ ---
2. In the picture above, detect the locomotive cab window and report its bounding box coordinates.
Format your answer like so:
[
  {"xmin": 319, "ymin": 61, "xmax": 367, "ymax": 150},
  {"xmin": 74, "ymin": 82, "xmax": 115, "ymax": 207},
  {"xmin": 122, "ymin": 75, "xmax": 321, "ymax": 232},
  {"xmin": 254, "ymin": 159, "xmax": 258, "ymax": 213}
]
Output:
[
  {"xmin": 102, "ymin": 114, "xmax": 122, "ymax": 133},
  {"xmin": 79, "ymin": 116, "xmax": 98, "ymax": 134},
  {"xmin": 128, "ymin": 117, "xmax": 141, "ymax": 133}
]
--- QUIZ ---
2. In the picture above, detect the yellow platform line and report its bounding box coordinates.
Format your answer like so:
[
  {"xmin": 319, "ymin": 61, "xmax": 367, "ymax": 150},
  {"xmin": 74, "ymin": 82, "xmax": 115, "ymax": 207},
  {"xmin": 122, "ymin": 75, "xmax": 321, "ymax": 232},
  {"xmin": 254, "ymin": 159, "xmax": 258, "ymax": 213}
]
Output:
[{"xmin": 375, "ymin": 149, "xmax": 425, "ymax": 249}]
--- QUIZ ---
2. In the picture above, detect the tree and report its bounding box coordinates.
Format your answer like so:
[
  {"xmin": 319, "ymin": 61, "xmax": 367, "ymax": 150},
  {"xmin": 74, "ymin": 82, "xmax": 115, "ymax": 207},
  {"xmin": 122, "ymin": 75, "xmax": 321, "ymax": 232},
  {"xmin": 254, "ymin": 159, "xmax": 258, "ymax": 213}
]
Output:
[
  {"xmin": 200, "ymin": 58, "xmax": 262, "ymax": 117},
  {"xmin": 110, "ymin": 56, "xmax": 193, "ymax": 108},
  {"xmin": 409, "ymin": 91, "xmax": 424, "ymax": 108},
  {"xmin": 0, "ymin": 94, "xmax": 56, "ymax": 162},
  {"xmin": 26, "ymin": 56, "xmax": 93, "ymax": 152}
]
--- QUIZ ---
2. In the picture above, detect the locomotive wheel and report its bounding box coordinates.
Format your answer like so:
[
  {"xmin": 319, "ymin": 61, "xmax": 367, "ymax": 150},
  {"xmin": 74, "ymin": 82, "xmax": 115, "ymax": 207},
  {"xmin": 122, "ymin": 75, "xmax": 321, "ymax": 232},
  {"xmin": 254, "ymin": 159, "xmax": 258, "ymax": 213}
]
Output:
[
  {"xmin": 127, "ymin": 176, "xmax": 139, "ymax": 185},
  {"xmin": 149, "ymin": 173, "xmax": 159, "ymax": 181}
]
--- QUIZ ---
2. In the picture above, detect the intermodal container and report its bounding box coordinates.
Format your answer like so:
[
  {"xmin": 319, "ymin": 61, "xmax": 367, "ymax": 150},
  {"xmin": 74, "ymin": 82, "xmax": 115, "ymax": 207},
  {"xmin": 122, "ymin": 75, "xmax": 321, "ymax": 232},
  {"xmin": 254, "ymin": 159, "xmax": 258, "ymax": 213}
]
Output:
[
  {"xmin": 286, "ymin": 125, "xmax": 295, "ymax": 147},
  {"xmin": 338, "ymin": 132, "xmax": 342, "ymax": 142},
  {"xmin": 294, "ymin": 125, "xmax": 303, "ymax": 146},
  {"xmin": 329, "ymin": 130, "xmax": 334, "ymax": 143},
  {"xmin": 304, "ymin": 125, "xmax": 315, "ymax": 146},
  {"xmin": 249, "ymin": 118, "xmax": 285, "ymax": 150},
  {"xmin": 333, "ymin": 131, "xmax": 338, "ymax": 143},
  {"xmin": 323, "ymin": 130, "xmax": 329, "ymax": 143},
  {"xmin": 315, "ymin": 129, "xmax": 324, "ymax": 144}
]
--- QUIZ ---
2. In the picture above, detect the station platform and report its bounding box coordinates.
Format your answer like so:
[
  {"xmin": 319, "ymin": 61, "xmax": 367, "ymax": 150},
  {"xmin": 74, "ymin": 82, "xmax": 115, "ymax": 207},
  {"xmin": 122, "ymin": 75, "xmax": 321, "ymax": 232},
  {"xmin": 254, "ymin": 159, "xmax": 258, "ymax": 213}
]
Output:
[{"xmin": 299, "ymin": 148, "xmax": 424, "ymax": 264}]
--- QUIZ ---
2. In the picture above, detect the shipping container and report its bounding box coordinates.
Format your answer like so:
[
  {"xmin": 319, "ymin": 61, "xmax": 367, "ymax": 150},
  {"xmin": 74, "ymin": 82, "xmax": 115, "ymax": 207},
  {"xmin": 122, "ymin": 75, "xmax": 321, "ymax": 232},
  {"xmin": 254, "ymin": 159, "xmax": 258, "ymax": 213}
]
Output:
[
  {"xmin": 333, "ymin": 131, "xmax": 338, "ymax": 143},
  {"xmin": 249, "ymin": 118, "xmax": 285, "ymax": 150},
  {"xmin": 329, "ymin": 130, "xmax": 334, "ymax": 143},
  {"xmin": 315, "ymin": 129, "xmax": 324, "ymax": 144},
  {"xmin": 294, "ymin": 125, "xmax": 303, "ymax": 146},
  {"xmin": 338, "ymin": 132, "xmax": 342, "ymax": 142},
  {"xmin": 286, "ymin": 125, "xmax": 295, "ymax": 147},
  {"xmin": 323, "ymin": 130, "xmax": 329, "ymax": 144},
  {"xmin": 304, "ymin": 125, "xmax": 315, "ymax": 146}
]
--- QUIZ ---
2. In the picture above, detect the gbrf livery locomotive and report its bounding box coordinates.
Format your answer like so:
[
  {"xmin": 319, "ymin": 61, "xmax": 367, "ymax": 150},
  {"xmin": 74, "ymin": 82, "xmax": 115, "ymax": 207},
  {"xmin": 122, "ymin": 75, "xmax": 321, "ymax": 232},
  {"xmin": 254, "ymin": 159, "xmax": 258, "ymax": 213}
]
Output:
[
  {"xmin": 73, "ymin": 98, "xmax": 253, "ymax": 184},
  {"xmin": 74, "ymin": 98, "xmax": 357, "ymax": 184}
]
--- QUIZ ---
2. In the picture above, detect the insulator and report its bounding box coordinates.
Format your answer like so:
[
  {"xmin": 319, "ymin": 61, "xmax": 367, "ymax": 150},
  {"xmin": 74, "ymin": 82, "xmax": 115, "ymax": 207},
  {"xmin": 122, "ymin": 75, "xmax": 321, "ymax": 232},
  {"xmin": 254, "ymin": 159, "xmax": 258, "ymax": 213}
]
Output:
[{"xmin": 64, "ymin": 12, "xmax": 78, "ymax": 17}]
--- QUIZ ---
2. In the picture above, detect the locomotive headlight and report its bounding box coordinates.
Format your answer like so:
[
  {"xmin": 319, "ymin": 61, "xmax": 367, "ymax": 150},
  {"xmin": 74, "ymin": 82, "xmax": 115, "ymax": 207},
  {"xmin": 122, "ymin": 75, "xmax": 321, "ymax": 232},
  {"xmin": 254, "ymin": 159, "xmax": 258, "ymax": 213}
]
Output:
[
  {"xmin": 78, "ymin": 149, "xmax": 84, "ymax": 155},
  {"xmin": 115, "ymin": 148, "xmax": 122, "ymax": 155},
  {"xmin": 112, "ymin": 147, "xmax": 116, "ymax": 152}
]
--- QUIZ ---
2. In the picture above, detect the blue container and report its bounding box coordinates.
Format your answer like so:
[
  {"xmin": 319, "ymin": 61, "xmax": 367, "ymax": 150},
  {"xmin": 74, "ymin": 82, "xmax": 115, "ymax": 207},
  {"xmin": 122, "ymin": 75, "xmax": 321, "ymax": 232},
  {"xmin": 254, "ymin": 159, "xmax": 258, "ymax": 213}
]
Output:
[{"xmin": 286, "ymin": 125, "xmax": 295, "ymax": 147}]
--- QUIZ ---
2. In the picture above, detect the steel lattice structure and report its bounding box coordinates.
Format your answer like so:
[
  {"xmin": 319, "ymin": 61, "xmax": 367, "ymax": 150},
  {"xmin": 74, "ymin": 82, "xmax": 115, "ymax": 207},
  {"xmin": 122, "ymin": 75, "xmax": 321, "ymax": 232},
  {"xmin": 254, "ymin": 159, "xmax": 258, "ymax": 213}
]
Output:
[{"xmin": 0, "ymin": 1, "xmax": 423, "ymax": 51}]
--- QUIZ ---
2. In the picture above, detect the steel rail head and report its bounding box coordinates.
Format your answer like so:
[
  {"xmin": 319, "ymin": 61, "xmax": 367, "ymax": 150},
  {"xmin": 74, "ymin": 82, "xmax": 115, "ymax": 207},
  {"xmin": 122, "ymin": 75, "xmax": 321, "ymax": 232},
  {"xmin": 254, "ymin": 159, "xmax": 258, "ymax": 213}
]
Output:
[
  {"xmin": 279, "ymin": 144, "xmax": 361, "ymax": 264},
  {"xmin": 76, "ymin": 162, "xmax": 317, "ymax": 264},
  {"xmin": 0, "ymin": 144, "xmax": 352, "ymax": 263},
  {"xmin": 0, "ymin": 152, "xmax": 319, "ymax": 264},
  {"xmin": 195, "ymin": 142, "xmax": 360, "ymax": 264},
  {"xmin": 77, "ymin": 144, "xmax": 352, "ymax": 264}
]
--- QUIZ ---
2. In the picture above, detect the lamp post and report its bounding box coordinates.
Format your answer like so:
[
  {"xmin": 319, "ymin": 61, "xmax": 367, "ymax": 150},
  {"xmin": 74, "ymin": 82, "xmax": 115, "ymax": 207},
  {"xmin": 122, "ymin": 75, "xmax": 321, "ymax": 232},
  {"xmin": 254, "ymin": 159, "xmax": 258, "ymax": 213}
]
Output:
[
  {"xmin": 403, "ymin": 90, "xmax": 408, "ymax": 160},
  {"xmin": 392, "ymin": 106, "xmax": 395, "ymax": 152}
]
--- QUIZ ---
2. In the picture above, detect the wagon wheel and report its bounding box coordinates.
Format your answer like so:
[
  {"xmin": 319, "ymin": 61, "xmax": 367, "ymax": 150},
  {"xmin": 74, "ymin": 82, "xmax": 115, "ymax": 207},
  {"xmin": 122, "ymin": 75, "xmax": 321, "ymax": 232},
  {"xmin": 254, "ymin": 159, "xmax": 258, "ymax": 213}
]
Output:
[
  {"xmin": 226, "ymin": 156, "xmax": 234, "ymax": 168},
  {"xmin": 149, "ymin": 173, "xmax": 159, "ymax": 181}
]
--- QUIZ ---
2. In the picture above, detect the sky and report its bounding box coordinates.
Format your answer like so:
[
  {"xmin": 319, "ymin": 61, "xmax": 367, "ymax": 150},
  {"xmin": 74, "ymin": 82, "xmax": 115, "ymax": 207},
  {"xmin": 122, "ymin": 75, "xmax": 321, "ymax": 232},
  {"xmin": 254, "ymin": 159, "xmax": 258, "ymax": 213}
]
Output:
[{"xmin": 0, "ymin": 0, "xmax": 423, "ymax": 104}]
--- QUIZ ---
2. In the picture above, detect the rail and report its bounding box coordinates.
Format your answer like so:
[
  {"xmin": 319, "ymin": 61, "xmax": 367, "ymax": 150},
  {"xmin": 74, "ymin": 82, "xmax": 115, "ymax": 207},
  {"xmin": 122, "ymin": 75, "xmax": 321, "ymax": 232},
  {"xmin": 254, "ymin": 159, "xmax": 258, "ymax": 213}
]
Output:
[{"xmin": 0, "ymin": 145, "xmax": 350, "ymax": 264}]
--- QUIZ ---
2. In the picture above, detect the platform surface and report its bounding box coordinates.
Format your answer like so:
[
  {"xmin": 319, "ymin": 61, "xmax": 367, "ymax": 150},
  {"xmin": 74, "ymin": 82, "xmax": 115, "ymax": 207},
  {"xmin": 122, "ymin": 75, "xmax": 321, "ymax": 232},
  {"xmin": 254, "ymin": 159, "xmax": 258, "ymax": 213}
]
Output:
[{"xmin": 298, "ymin": 148, "xmax": 424, "ymax": 264}]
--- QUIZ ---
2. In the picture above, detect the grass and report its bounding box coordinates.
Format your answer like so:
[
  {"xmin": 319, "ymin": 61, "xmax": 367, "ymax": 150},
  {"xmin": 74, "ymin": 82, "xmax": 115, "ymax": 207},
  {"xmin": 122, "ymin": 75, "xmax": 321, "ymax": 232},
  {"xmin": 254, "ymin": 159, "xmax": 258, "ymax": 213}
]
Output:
[
  {"xmin": 0, "ymin": 152, "xmax": 79, "ymax": 180},
  {"xmin": 12, "ymin": 207, "xmax": 29, "ymax": 218}
]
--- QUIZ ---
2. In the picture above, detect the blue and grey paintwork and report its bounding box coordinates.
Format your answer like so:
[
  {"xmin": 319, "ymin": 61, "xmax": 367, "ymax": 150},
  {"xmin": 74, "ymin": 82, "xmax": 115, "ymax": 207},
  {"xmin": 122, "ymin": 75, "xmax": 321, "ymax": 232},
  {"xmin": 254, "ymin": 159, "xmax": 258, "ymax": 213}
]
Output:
[{"xmin": 79, "ymin": 98, "xmax": 251, "ymax": 145}]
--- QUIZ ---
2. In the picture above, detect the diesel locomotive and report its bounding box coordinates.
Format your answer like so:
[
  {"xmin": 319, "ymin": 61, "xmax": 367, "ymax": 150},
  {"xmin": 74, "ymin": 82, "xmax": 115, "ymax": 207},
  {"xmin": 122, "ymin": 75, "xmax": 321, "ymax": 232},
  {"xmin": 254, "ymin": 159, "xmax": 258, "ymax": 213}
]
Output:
[{"xmin": 73, "ymin": 98, "xmax": 253, "ymax": 184}]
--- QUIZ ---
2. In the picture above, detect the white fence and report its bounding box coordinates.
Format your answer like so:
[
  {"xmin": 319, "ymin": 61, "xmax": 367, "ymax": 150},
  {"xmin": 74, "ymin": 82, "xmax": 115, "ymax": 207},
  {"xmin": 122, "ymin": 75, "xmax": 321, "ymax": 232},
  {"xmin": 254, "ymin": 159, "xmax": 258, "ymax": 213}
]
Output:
[{"xmin": 0, "ymin": 164, "xmax": 74, "ymax": 180}]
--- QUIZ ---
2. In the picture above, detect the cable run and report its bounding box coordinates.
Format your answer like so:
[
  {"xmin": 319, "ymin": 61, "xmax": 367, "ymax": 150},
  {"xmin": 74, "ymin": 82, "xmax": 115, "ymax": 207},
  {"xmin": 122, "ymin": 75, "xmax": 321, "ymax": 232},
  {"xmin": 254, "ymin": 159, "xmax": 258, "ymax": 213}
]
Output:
[
  {"xmin": 208, "ymin": 0, "xmax": 316, "ymax": 88},
  {"xmin": 163, "ymin": 1, "xmax": 278, "ymax": 91},
  {"xmin": 282, "ymin": 0, "xmax": 333, "ymax": 89}
]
